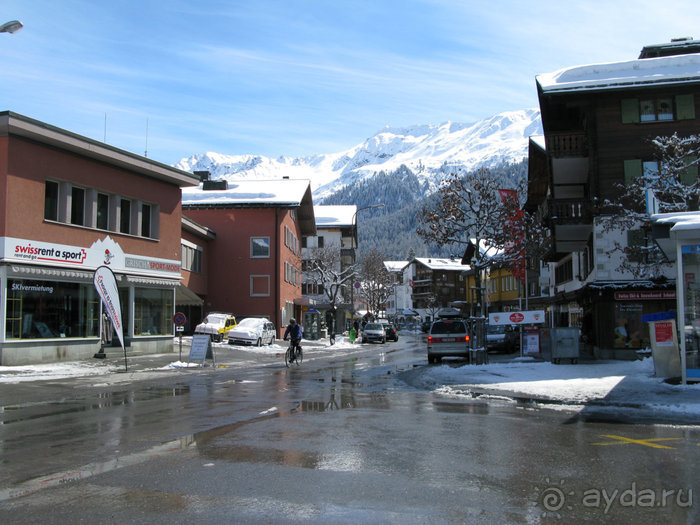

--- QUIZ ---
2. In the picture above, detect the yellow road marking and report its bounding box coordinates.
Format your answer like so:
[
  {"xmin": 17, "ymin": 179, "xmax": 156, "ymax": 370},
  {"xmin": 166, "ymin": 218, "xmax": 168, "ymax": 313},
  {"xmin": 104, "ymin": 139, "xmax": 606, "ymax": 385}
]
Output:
[{"xmin": 591, "ymin": 434, "xmax": 682, "ymax": 449}]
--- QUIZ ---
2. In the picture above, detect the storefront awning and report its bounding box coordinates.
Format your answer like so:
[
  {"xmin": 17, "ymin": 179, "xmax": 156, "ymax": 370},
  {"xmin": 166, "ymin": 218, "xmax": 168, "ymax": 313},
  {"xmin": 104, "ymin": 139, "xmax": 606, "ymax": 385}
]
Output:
[
  {"xmin": 176, "ymin": 284, "xmax": 203, "ymax": 306},
  {"xmin": 294, "ymin": 297, "xmax": 316, "ymax": 306}
]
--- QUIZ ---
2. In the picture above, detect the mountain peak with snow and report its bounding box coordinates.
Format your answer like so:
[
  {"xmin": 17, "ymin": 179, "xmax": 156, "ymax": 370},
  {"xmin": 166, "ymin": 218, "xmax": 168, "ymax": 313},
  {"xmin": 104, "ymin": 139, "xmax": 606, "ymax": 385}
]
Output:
[{"xmin": 175, "ymin": 108, "xmax": 542, "ymax": 200}]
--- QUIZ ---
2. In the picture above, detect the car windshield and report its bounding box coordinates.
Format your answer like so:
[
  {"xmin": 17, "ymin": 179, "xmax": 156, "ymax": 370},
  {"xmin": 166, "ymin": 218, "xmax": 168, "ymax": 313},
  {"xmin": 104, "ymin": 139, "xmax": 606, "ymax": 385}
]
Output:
[
  {"xmin": 235, "ymin": 318, "xmax": 262, "ymax": 329},
  {"xmin": 487, "ymin": 325, "xmax": 506, "ymax": 334},
  {"xmin": 204, "ymin": 314, "xmax": 227, "ymax": 324},
  {"xmin": 431, "ymin": 321, "xmax": 466, "ymax": 334},
  {"xmin": 365, "ymin": 323, "xmax": 382, "ymax": 330}
]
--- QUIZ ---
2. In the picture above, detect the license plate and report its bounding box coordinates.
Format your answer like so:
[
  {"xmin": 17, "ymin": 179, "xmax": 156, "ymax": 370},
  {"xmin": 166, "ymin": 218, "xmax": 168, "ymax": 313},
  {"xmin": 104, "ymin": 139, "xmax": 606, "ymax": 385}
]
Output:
[{"xmin": 441, "ymin": 337, "xmax": 455, "ymax": 342}]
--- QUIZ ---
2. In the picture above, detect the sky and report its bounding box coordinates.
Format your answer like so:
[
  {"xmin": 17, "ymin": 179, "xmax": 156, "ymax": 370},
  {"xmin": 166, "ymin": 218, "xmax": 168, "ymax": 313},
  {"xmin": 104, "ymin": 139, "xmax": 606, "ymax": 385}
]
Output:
[{"xmin": 2, "ymin": 1, "xmax": 699, "ymax": 166}]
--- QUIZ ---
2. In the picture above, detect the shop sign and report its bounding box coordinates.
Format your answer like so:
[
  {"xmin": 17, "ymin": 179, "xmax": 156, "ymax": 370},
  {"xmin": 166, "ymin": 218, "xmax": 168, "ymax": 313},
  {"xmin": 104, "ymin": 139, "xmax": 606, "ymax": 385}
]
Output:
[
  {"xmin": 614, "ymin": 291, "xmax": 676, "ymax": 300},
  {"xmin": 489, "ymin": 310, "xmax": 545, "ymax": 325},
  {"xmin": 1, "ymin": 236, "xmax": 180, "ymax": 277}
]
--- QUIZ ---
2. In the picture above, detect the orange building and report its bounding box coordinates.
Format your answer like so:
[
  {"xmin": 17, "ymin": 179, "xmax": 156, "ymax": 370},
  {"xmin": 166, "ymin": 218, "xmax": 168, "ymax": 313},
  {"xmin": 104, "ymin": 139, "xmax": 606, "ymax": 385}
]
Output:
[
  {"xmin": 0, "ymin": 112, "xmax": 199, "ymax": 365},
  {"xmin": 181, "ymin": 176, "xmax": 316, "ymax": 336}
]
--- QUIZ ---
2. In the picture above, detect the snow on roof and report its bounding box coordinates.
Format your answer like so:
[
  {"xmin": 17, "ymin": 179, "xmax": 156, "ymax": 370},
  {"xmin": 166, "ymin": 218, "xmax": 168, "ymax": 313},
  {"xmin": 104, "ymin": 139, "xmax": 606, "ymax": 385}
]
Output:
[
  {"xmin": 413, "ymin": 257, "xmax": 467, "ymax": 271},
  {"xmin": 537, "ymin": 53, "xmax": 700, "ymax": 93},
  {"xmin": 530, "ymin": 135, "xmax": 546, "ymax": 150},
  {"xmin": 652, "ymin": 211, "xmax": 700, "ymax": 231},
  {"xmin": 384, "ymin": 260, "xmax": 408, "ymax": 272},
  {"xmin": 313, "ymin": 205, "xmax": 357, "ymax": 227},
  {"xmin": 182, "ymin": 178, "xmax": 311, "ymax": 206}
]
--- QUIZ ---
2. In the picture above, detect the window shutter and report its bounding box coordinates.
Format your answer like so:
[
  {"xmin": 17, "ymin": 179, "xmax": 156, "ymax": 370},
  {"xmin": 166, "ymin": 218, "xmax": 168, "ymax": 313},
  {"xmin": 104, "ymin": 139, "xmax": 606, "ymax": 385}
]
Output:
[
  {"xmin": 682, "ymin": 156, "xmax": 699, "ymax": 185},
  {"xmin": 627, "ymin": 229, "xmax": 645, "ymax": 263},
  {"xmin": 624, "ymin": 159, "xmax": 642, "ymax": 185},
  {"xmin": 621, "ymin": 98, "xmax": 639, "ymax": 124},
  {"xmin": 676, "ymin": 94, "xmax": 696, "ymax": 120}
]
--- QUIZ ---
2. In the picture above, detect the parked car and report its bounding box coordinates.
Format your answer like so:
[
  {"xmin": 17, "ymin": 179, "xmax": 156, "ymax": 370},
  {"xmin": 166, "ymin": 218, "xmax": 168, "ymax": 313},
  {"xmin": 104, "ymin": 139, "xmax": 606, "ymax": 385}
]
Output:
[
  {"xmin": 426, "ymin": 319, "xmax": 470, "ymax": 364},
  {"xmin": 362, "ymin": 322, "xmax": 387, "ymax": 344},
  {"xmin": 228, "ymin": 317, "xmax": 276, "ymax": 346},
  {"xmin": 420, "ymin": 320, "xmax": 432, "ymax": 333},
  {"xmin": 486, "ymin": 324, "xmax": 517, "ymax": 353},
  {"xmin": 383, "ymin": 323, "xmax": 399, "ymax": 342},
  {"xmin": 194, "ymin": 312, "xmax": 237, "ymax": 343}
]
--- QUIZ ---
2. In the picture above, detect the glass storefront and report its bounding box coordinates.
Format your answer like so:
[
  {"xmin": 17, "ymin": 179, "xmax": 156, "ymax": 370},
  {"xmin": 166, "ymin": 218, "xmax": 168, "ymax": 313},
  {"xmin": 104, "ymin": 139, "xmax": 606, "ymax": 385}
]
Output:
[
  {"xmin": 6, "ymin": 279, "xmax": 100, "ymax": 339},
  {"xmin": 134, "ymin": 287, "xmax": 173, "ymax": 336},
  {"xmin": 681, "ymin": 245, "xmax": 700, "ymax": 378}
]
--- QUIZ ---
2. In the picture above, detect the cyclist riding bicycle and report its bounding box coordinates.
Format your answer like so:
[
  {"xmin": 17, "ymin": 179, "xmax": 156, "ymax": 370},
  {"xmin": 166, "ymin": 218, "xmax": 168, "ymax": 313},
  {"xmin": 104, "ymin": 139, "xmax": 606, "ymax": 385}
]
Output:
[{"xmin": 283, "ymin": 318, "xmax": 302, "ymax": 361}]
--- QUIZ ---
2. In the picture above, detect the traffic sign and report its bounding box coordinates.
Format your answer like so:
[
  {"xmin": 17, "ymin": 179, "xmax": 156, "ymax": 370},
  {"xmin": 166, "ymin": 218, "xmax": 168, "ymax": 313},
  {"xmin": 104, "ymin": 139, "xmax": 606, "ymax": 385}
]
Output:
[{"xmin": 173, "ymin": 312, "xmax": 187, "ymax": 326}]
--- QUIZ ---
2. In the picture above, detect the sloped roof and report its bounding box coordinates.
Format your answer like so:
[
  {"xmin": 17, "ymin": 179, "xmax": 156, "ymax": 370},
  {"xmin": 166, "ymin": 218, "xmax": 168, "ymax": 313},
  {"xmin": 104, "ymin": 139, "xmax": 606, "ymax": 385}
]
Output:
[
  {"xmin": 314, "ymin": 205, "xmax": 357, "ymax": 227},
  {"xmin": 413, "ymin": 257, "xmax": 467, "ymax": 271},
  {"xmin": 384, "ymin": 260, "xmax": 409, "ymax": 272},
  {"xmin": 537, "ymin": 53, "xmax": 700, "ymax": 93}
]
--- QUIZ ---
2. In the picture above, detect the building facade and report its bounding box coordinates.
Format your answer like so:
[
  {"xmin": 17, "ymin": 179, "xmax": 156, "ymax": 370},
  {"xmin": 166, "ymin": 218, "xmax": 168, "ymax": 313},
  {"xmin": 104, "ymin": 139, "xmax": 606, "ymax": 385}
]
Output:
[
  {"xmin": 527, "ymin": 40, "xmax": 699, "ymax": 357},
  {"xmin": 181, "ymin": 177, "xmax": 316, "ymax": 336},
  {"xmin": 0, "ymin": 112, "xmax": 198, "ymax": 365}
]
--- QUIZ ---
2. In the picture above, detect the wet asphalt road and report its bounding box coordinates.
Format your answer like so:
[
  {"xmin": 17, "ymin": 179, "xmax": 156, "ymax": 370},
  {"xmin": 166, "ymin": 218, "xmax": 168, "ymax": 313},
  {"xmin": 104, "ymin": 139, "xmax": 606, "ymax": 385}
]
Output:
[{"xmin": 1, "ymin": 334, "xmax": 699, "ymax": 524}]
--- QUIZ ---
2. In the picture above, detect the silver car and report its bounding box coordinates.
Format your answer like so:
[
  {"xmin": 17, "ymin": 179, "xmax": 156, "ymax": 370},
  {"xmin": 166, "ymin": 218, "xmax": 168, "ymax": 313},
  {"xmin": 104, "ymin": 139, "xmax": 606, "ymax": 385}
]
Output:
[
  {"xmin": 362, "ymin": 322, "xmax": 386, "ymax": 344},
  {"xmin": 228, "ymin": 317, "xmax": 276, "ymax": 346},
  {"xmin": 426, "ymin": 319, "xmax": 470, "ymax": 363}
]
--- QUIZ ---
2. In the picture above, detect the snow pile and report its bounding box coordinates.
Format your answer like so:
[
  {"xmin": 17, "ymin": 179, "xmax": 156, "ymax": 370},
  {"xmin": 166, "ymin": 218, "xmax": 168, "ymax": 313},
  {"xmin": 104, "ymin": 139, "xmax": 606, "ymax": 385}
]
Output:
[{"xmin": 0, "ymin": 362, "xmax": 118, "ymax": 383}]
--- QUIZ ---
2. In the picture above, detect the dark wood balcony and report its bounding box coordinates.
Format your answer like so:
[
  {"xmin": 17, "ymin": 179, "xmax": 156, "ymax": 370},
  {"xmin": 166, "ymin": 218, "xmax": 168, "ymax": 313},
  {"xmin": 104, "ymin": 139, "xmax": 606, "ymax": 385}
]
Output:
[
  {"xmin": 547, "ymin": 198, "xmax": 593, "ymax": 224},
  {"xmin": 545, "ymin": 132, "xmax": 587, "ymax": 157}
]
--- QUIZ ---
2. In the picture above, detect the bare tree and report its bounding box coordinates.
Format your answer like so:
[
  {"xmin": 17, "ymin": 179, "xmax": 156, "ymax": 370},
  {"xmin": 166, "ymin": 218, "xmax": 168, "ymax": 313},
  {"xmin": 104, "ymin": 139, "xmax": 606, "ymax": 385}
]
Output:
[
  {"xmin": 357, "ymin": 249, "xmax": 394, "ymax": 318},
  {"xmin": 600, "ymin": 133, "xmax": 700, "ymax": 277},
  {"xmin": 304, "ymin": 243, "xmax": 356, "ymax": 311}
]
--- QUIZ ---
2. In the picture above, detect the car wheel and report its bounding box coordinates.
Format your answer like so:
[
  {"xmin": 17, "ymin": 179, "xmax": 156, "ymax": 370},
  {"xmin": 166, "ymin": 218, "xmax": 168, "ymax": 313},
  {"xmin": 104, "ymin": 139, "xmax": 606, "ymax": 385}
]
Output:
[
  {"xmin": 381, "ymin": 338, "xmax": 386, "ymax": 344},
  {"xmin": 428, "ymin": 354, "xmax": 435, "ymax": 364},
  {"xmin": 256, "ymin": 337, "xmax": 262, "ymax": 346}
]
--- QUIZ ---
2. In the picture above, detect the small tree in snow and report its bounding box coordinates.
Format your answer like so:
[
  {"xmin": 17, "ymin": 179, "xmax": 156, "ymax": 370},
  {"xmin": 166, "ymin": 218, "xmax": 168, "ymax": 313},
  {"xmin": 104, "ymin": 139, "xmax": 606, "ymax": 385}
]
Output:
[
  {"xmin": 357, "ymin": 249, "xmax": 394, "ymax": 318},
  {"xmin": 600, "ymin": 133, "xmax": 700, "ymax": 277},
  {"xmin": 305, "ymin": 243, "xmax": 356, "ymax": 310}
]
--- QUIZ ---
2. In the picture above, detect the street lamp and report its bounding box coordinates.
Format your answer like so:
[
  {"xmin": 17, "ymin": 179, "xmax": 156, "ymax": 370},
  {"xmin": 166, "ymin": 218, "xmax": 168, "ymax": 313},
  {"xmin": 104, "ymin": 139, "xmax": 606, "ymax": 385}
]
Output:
[
  {"xmin": 0, "ymin": 20, "xmax": 23, "ymax": 34},
  {"xmin": 350, "ymin": 204, "xmax": 385, "ymax": 319}
]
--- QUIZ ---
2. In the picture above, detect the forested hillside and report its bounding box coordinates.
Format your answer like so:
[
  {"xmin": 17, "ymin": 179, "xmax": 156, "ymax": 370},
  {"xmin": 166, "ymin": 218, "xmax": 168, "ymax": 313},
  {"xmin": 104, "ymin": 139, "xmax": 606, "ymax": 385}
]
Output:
[{"xmin": 319, "ymin": 159, "xmax": 529, "ymax": 260}]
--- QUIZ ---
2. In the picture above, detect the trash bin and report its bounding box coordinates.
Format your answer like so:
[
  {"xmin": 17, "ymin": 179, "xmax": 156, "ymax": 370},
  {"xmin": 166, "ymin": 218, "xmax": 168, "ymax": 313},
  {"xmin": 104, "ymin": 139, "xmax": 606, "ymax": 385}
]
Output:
[{"xmin": 551, "ymin": 327, "xmax": 580, "ymax": 364}]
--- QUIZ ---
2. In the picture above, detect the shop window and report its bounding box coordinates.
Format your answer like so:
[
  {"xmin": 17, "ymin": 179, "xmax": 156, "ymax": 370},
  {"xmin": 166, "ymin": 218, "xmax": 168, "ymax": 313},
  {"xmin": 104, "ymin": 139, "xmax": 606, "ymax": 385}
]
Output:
[
  {"xmin": 251, "ymin": 237, "xmax": 270, "ymax": 258},
  {"xmin": 44, "ymin": 180, "xmax": 59, "ymax": 221},
  {"xmin": 134, "ymin": 288, "xmax": 173, "ymax": 336},
  {"xmin": 5, "ymin": 279, "xmax": 100, "ymax": 339},
  {"xmin": 70, "ymin": 186, "xmax": 85, "ymax": 226}
]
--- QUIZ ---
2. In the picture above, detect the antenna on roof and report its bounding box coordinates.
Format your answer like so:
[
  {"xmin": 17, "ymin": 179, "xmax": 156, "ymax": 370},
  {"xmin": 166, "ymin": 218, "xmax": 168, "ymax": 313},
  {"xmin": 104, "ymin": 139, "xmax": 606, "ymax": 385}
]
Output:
[
  {"xmin": 103, "ymin": 113, "xmax": 107, "ymax": 143},
  {"xmin": 144, "ymin": 118, "xmax": 149, "ymax": 158}
]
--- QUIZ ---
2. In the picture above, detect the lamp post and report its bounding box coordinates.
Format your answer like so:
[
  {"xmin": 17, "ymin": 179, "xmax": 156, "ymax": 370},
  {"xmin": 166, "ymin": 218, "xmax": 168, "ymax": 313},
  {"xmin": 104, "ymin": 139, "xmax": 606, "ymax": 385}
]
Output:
[
  {"xmin": 350, "ymin": 204, "xmax": 385, "ymax": 320},
  {"xmin": 0, "ymin": 20, "xmax": 23, "ymax": 34}
]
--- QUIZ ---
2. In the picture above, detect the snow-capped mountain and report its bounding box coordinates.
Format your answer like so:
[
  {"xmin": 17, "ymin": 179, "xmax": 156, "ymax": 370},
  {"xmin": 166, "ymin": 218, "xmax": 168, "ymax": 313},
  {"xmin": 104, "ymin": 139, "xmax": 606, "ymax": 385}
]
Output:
[{"xmin": 175, "ymin": 109, "xmax": 542, "ymax": 201}]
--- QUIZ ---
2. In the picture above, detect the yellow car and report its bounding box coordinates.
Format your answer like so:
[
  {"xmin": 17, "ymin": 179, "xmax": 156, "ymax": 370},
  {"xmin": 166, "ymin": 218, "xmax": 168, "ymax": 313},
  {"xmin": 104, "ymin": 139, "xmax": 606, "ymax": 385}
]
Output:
[{"xmin": 194, "ymin": 312, "xmax": 237, "ymax": 342}]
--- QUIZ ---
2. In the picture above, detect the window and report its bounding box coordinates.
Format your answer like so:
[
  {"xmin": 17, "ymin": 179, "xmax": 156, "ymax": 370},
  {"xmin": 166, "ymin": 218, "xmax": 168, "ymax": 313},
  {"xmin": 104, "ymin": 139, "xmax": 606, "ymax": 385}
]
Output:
[
  {"xmin": 181, "ymin": 243, "xmax": 202, "ymax": 273},
  {"xmin": 120, "ymin": 199, "xmax": 131, "ymax": 234},
  {"xmin": 97, "ymin": 193, "xmax": 110, "ymax": 230},
  {"xmin": 285, "ymin": 226, "xmax": 299, "ymax": 254},
  {"xmin": 44, "ymin": 181, "xmax": 59, "ymax": 221},
  {"xmin": 70, "ymin": 186, "xmax": 85, "ymax": 226},
  {"xmin": 134, "ymin": 287, "xmax": 173, "ymax": 336},
  {"xmin": 141, "ymin": 203, "xmax": 152, "ymax": 238},
  {"xmin": 318, "ymin": 236, "xmax": 324, "ymax": 248},
  {"xmin": 250, "ymin": 275, "xmax": 270, "ymax": 297},
  {"xmin": 251, "ymin": 237, "xmax": 270, "ymax": 258},
  {"xmin": 5, "ymin": 279, "xmax": 100, "ymax": 339},
  {"xmin": 285, "ymin": 261, "xmax": 300, "ymax": 285},
  {"xmin": 555, "ymin": 258, "xmax": 574, "ymax": 285},
  {"xmin": 622, "ymin": 95, "xmax": 696, "ymax": 123}
]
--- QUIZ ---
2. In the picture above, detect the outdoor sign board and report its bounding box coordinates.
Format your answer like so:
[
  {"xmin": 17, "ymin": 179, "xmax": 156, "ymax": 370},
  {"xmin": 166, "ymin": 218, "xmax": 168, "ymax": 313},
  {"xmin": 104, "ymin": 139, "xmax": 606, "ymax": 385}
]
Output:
[
  {"xmin": 189, "ymin": 334, "xmax": 215, "ymax": 367},
  {"xmin": 489, "ymin": 310, "xmax": 545, "ymax": 326},
  {"xmin": 681, "ymin": 244, "xmax": 700, "ymax": 382},
  {"xmin": 94, "ymin": 265, "xmax": 127, "ymax": 369}
]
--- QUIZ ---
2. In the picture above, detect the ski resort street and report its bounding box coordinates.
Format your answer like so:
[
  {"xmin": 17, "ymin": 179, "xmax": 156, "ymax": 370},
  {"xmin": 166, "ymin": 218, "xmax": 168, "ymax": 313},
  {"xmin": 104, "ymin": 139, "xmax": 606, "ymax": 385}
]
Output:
[{"xmin": 1, "ymin": 334, "xmax": 698, "ymax": 523}]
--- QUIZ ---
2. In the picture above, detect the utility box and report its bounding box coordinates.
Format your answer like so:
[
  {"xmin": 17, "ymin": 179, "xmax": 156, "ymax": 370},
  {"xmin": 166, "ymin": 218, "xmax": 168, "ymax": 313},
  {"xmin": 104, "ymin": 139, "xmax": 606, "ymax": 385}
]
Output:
[{"xmin": 551, "ymin": 327, "xmax": 580, "ymax": 364}]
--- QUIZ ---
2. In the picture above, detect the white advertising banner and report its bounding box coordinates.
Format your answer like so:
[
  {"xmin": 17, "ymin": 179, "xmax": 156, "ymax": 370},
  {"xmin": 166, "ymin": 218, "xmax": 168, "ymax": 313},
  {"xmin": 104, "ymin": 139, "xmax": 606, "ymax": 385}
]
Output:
[
  {"xmin": 94, "ymin": 265, "xmax": 125, "ymax": 351},
  {"xmin": 0, "ymin": 236, "xmax": 180, "ymax": 276},
  {"xmin": 489, "ymin": 310, "xmax": 546, "ymax": 325}
]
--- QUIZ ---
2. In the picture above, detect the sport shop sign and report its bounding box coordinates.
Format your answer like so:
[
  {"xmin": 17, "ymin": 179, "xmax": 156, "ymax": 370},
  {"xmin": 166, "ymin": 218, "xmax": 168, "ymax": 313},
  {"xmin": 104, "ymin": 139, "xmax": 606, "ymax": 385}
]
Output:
[{"xmin": 1, "ymin": 236, "xmax": 180, "ymax": 277}]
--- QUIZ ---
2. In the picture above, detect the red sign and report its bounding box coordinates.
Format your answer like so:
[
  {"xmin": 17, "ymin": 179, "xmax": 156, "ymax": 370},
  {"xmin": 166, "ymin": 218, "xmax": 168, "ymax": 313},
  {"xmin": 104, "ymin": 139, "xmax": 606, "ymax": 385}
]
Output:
[
  {"xmin": 509, "ymin": 312, "xmax": 524, "ymax": 323},
  {"xmin": 654, "ymin": 321, "xmax": 674, "ymax": 346},
  {"xmin": 173, "ymin": 312, "xmax": 187, "ymax": 326}
]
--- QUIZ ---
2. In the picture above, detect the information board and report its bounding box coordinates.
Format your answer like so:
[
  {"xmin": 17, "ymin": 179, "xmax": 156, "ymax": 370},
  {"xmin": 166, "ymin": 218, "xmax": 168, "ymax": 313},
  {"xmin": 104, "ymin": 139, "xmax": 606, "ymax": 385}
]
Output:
[{"xmin": 189, "ymin": 334, "xmax": 215, "ymax": 366}]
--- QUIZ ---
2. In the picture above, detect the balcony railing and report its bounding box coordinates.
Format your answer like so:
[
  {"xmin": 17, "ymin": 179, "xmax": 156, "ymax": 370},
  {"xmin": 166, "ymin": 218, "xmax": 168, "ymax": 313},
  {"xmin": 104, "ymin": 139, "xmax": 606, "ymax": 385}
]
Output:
[
  {"xmin": 547, "ymin": 198, "xmax": 593, "ymax": 223},
  {"xmin": 546, "ymin": 132, "xmax": 587, "ymax": 157}
]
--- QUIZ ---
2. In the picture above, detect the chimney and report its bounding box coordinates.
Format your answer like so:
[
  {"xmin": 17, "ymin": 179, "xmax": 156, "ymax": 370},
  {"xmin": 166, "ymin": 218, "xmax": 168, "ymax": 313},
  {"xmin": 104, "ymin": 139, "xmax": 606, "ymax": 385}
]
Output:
[
  {"xmin": 202, "ymin": 179, "xmax": 228, "ymax": 191},
  {"xmin": 194, "ymin": 170, "xmax": 210, "ymax": 182}
]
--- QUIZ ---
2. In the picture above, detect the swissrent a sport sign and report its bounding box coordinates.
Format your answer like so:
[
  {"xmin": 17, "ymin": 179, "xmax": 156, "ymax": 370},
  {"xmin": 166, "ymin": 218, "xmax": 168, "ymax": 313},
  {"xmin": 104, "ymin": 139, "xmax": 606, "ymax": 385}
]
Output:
[
  {"xmin": 0, "ymin": 236, "xmax": 180, "ymax": 277},
  {"xmin": 489, "ymin": 310, "xmax": 546, "ymax": 325}
]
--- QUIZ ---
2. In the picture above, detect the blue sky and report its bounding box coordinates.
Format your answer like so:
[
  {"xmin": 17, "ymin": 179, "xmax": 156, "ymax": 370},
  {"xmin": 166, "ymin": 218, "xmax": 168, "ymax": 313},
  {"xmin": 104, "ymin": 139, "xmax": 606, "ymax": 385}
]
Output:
[{"xmin": 2, "ymin": 1, "xmax": 699, "ymax": 165}]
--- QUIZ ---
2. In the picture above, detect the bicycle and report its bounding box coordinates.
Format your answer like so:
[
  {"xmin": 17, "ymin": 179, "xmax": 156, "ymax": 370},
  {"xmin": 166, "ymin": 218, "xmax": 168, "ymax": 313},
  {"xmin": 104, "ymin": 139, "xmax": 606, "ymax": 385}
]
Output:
[{"xmin": 284, "ymin": 338, "xmax": 303, "ymax": 367}]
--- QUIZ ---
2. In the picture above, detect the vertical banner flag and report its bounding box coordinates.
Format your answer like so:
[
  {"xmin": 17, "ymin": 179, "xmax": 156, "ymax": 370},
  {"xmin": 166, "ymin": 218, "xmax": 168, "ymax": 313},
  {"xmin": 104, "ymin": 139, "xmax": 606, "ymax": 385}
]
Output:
[
  {"xmin": 498, "ymin": 189, "xmax": 526, "ymax": 284},
  {"xmin": 94, "ymin": 265, "xmax": 125, "ymax": 353}
]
